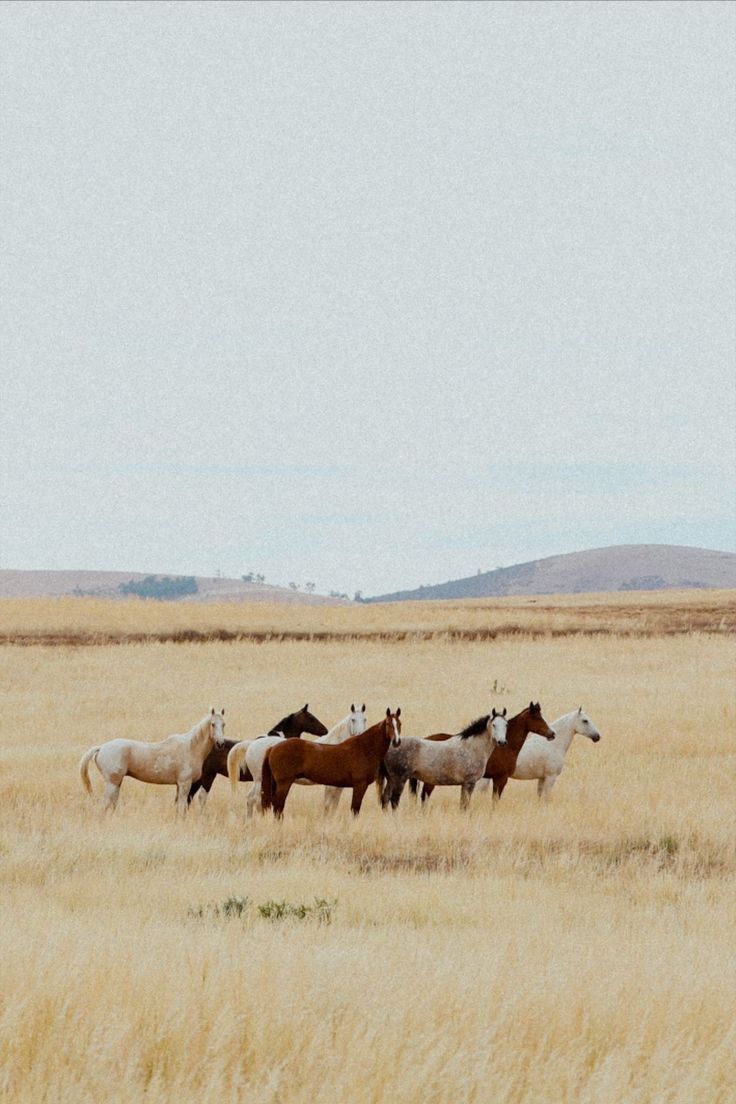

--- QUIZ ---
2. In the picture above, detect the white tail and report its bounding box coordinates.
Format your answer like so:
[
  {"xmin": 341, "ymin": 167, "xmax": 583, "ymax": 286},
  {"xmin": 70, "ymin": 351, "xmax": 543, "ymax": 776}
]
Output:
[
  {"xmin": 79, "ymin": 746, "xmax": 100, "ymax": 795},
  {"xmin": 227, "ymin": 741, "xmax": 249, "ymax": 791}
]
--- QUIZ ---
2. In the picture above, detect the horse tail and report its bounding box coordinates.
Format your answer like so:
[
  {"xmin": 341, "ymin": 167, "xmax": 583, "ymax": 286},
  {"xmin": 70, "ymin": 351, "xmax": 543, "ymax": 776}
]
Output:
[
  {"xmin": 408, "ymin": 777, "xmax": 418, "ymax": 798},
  {"xmin": 261, "ymin": 751, "xmax": 274, "ymax": 812},
  {"xmin": 79, "ymin": 746, "xmax": 100, "ymax": 795},
  {"xmin": 227, "ymin": 741, "xmax": 248, "ymax": 792}
]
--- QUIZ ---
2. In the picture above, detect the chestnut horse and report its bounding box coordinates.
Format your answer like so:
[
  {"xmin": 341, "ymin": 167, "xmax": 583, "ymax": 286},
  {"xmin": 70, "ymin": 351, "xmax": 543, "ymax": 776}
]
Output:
[
  {"xmin": 416, "ymin": 702, "xmax": 555, "ymax": 804},
  {"xmin": 261, "ymin": 708, "xmax": 402, "ymax": 818},
  {"xmin": 187, "ymin": 704, "xmax": 328, "ymax": 805}
]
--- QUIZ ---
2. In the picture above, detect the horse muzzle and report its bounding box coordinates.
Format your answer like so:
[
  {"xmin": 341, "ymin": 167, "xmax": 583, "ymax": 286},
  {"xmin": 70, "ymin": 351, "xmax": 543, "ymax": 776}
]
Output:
[{"xmin": 590, "ymin": 733, "xmax": 601, "ymax": 743}]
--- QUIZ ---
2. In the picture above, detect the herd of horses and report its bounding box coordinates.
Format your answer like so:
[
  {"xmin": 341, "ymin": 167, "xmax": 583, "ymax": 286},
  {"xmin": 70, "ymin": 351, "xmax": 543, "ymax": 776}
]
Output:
[{"xmin": 78, "ymin": 700, "xmax": 602, "ymax": 818}]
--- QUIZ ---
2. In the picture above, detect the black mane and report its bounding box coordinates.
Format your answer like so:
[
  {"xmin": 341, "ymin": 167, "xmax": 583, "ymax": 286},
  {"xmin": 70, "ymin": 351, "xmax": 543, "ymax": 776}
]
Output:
[{"xmin": 458, "ymin": 715, "xmax": 491, "ymax": 740}]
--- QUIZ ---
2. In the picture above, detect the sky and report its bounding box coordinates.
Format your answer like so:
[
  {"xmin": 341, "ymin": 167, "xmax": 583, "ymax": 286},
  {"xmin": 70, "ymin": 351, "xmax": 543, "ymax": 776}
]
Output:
[{"xmin": 1, "ymin": 0, "xmax": 734, "ymax": 596}]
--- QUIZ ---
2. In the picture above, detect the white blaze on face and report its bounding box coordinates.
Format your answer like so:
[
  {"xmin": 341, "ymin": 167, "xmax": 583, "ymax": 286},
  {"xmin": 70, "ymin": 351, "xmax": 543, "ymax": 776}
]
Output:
[
  {"xmin": 491, "ymin": 714, "xmax": 508, "ymax": 746},
  {"xmin": 391, "ymin": 717, "xmax": 401, "ymax": 746}
]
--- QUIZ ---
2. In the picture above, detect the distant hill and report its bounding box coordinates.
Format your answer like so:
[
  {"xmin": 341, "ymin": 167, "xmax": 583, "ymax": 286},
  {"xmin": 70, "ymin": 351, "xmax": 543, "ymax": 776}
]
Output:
[
  {"xmin": 366, "ymin": 545, "xmax": 736, "ymax": 602},
  {"xmin": 0, "ymin": 570, "xmax": 348, "ymax": 605}
]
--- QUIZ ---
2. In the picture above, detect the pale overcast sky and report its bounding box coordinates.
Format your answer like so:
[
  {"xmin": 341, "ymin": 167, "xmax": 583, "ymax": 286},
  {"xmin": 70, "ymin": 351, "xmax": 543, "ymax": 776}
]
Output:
[{"xmin": 2, "ymin": 0, "xmax": 734, "ymax": 595}]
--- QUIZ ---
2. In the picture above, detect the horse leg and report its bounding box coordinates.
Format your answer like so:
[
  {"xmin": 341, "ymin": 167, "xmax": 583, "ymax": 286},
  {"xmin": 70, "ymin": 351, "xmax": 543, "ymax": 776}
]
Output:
[
  {"xmin": 421, "ymin": 783, "xmax": 435, "ymax": 804},
  {"xmin": 176, "ymin": 779, "xmax": 192, "ymax": 816},
  {"xmin": 197, "ymin": 770, "xmax": 217, "ymax": 809},
  {"xmin": 272, "ymin": 781, "xmax": 292, "ymax": 819},
  {"xmin": 246, "ymin": 781, "xmax": 261, "ymax": 819},
  {"xmin": 492, "ymin": 776, "xmax": 508, "ymax": 802},
  {"xmin": 103, "ymin": 780, "xmax": 121, "ymax": 812},
  {"xmin": 389, "ymin": 776, "xmax": 407, "ymax": 810},
  {"xmin": 187, "ymin": 778, "xmax": 201, "ymax": 805},
  {"xmin": 538, "ymin": 773, "xmax": 557, "ymax": 799},
  {"xmin": 408, "ymin": 777, "xmax": 419, "ymax": 800},
  {"xmin": 460, "ymin": 781, "xmax": 476, "ymax": 809},
  {"xmin": 323, "ymin": 786, "xmax": 342, "ymax": 814},
  {"xmin": 350, "ymin": 781, "xmax": 369, "ymax": 816}
]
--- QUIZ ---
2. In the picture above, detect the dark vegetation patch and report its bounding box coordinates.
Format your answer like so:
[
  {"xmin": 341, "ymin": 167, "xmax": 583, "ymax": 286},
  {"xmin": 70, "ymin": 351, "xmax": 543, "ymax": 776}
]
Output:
[
  {"xmin": 119, "ymin": 575, "xmax": 198, "ymax": 600},
  {"xmin": 188, "ymin": 895, "xmax": 336, "ymax": 924}
]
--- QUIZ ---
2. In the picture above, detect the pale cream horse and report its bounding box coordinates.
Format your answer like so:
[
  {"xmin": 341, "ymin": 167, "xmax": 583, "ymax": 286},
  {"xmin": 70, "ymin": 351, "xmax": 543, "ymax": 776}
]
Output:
[{"xmin": 79, "ymin": 708, "xmax": 226, "ymax": 813}]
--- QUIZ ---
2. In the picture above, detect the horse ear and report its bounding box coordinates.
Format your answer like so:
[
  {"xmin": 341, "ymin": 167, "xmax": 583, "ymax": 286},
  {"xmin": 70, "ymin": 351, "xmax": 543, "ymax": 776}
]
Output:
[
  {"xmin": 210, "ymin": 706, "xmax": 215, "ymax": 715},
  {"xmin": 396, "ymin": 707, "xmax": 401, "ymax": 717},
  {"xmin": 386, "ymin": 707, "xmax": 391, "ymax": 717},
  {"xmin": 350, "ymin": 703, "xmax": 355, "ymax": 712},
  {"xmin": 362, "ymin": 703, "xmax": 366, "ymax": 712},
  {"xmin": 221, "ymin": 708, "xmax": 225, "ymax": 716},
  {"xmin": 578, "ymin": 705, "xmax": 582, "ymax": 713},
  {"xmin": 502, "ymin": 707, "xmax": 507, "ymax": 717},
  {"xmin": 304, "ymin": 703, "xmax": 309, "ymax": 711}
]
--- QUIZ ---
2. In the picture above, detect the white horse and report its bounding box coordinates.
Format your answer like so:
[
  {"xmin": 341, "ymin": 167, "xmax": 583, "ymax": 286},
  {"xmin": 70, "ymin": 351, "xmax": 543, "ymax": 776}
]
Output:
[
  {"xmin": 79, "ymin": 708, "xmax": 226, "ymax": 814},
  {"xmin": 302, "ymin": 704, "xmax": 367, "ymax": 813},
  {"xmin": 381, "ymin": 709, "xmax": 508, "ymax": 809},
  {"xmin": 475, "ymin": 707, "xmax": 601, "ymax": 798},
  {"xmin": 227, "ymin": 705, "xmax": 367, "ymax": 818}
]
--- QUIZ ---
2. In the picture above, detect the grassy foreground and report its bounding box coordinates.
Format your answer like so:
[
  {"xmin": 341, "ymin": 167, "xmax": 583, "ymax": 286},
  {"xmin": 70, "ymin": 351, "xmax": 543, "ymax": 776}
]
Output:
[{"xmin": 1, "ymin": 598, "xmax": 734, "ymax": 1102}]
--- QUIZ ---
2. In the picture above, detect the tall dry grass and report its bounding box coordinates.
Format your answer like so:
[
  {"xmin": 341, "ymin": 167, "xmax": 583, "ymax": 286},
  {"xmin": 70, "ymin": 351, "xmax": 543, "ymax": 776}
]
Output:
[
  {"xmin": 0, "ymin": 588, "xmax": 734, "ymax": 645},
  {"xmin": 1, "ymin": 617, "xmax": 735, "ymax": 1102}
]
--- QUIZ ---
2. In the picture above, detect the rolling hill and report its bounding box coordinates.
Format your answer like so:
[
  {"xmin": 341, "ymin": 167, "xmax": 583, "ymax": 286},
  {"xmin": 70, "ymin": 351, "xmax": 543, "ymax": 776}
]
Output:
[
  {"xmin": 0, "ymin": 570, "xmax": 347, "ymax": 605},
  {"xmin": 366, "ymin": 544, "xmax": 736, "ymax": 602}
]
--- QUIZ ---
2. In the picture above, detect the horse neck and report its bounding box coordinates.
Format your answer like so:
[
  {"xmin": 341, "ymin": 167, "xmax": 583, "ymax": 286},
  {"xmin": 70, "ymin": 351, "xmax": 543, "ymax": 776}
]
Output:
[
  {"xmin": 273, "ymin": 715, "xmax": 300, "ymax": 738},
  {"xmin": 322, "ymin": 715, "xmax": 351, "ymax": 744},
  {"xmin": 549, "ymin": 713, "xmax": 576, "ymax": 754},
  {"xmin": 364, "ymin": 720, "xmax": 391, "ymax": 758},
  {"xmin": 475, "ymin": 725, "xmax": 497, "ymax": 755},
  {"xmin": 506, "ymin": 712, "xmax": 533, "ymax": 752},
  {"xmin": 190, "ymin": 716, "xmax": 214, "ymax": 758}
]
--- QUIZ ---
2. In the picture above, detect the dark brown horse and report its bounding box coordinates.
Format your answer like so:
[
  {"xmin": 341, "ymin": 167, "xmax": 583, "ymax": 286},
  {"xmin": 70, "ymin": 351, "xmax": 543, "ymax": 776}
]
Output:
[
  {"xmin": 187, "ymin": 704, "xmax": 328, "ymax": 804},
  {"xmin": 262, "ymin": 708, "xmax": 402, "ymax": 818},
  {"xmin": 416, "ymin": 702, "xmax": 555, "ymax": 803}
]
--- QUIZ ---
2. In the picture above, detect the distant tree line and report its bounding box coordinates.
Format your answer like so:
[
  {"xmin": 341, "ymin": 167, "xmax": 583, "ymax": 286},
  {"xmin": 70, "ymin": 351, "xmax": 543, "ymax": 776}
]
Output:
[{"xmin": 119, "ymin": 575, "xmax": 198, "ymax": 600}]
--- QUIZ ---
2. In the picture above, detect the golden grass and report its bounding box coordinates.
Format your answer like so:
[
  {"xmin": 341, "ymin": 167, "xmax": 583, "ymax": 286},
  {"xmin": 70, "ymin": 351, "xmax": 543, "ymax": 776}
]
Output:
[
  {"xmin": 1, "ymin": 612, "xmax": 735, "ymax": 1102},
  {"xmin": 1, "ymin": 587, "xmax": 735, "ymax": 645}
]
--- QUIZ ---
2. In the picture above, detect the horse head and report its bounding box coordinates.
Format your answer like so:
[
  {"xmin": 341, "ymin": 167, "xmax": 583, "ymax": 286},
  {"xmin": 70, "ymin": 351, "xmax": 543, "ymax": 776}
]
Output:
[
  {"xmin": 490, "ymin": 707, "xmax": 508, "ymax": 746},
  {"xmin": 295, "ymin": 704, "xmax": 329, "ymax": 738},
  {"xmin": 574, "ymin": 706, "xmax": 601, "ymax": 742},
  {"xmin": 385, "ymin": 707, "xmax": 401, "ymax": 747},
  {"xmin": 527, "ymin": 701, "xmax": 555, "ymax": 741},
  {"xmin": 348, "ymin": 703, "xmax": 368, "ymax": 737},
  {"xmin": 209, "ymin": 707, "xmax": 226, "ymax": 746}
]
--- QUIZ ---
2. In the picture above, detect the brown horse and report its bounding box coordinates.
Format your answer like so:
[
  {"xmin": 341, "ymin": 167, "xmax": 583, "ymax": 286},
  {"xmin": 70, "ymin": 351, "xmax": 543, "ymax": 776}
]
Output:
[
  {"xmin": 417, "ymin": 702, "xmax": 555, "ymax": 803},
  {"xmin": 187, "ymin": 705, "xmax": 328, "ymax": 805},
  {"xmin": 262, "ymin": 708, "xmax": 402, "ymax": 818}
]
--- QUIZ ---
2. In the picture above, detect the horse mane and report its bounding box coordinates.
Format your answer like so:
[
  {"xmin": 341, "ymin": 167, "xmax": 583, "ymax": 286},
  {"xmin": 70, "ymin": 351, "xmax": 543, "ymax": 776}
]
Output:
[{"xmin": 458, "ymin": 715, "xmax": 491, "ymax": 740}]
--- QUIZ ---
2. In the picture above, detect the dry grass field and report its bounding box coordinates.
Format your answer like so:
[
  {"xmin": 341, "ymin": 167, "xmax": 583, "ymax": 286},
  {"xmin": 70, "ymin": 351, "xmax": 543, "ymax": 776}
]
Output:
[{"xmin": 1, "ymin": 594, "xmax": 735, "ymax": 1103}]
